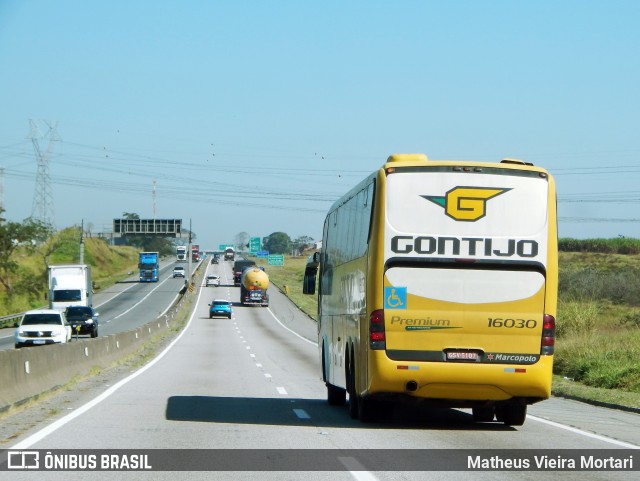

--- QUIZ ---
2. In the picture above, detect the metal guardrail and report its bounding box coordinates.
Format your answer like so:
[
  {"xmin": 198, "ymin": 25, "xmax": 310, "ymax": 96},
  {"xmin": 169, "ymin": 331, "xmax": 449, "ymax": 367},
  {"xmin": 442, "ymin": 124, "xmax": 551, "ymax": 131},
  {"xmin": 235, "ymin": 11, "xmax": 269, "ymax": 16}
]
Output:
[
  {"xmin": 0, "ymin": 312, "xmax": 24, "ymax": 328},
  {"xmin": 0, "ymin": 258, "xmax": 203, "ymax": 329}
]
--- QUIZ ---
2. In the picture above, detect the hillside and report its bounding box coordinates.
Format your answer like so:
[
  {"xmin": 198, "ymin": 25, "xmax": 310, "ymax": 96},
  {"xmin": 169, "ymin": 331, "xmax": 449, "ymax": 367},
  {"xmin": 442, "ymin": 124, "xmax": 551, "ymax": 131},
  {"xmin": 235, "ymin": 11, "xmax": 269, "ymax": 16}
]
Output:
[{"xmin": 0, "ymin": 232, "xmax": 139, "ymax": 316}]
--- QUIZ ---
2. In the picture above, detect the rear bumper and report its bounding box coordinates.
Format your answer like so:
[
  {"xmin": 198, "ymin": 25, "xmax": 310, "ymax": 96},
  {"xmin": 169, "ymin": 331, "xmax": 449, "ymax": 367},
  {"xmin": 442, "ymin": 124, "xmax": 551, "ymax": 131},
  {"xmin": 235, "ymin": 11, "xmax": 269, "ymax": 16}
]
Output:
[{"xmin": 365, "ymin": 350, "xmax": 553, "ymax": 404}]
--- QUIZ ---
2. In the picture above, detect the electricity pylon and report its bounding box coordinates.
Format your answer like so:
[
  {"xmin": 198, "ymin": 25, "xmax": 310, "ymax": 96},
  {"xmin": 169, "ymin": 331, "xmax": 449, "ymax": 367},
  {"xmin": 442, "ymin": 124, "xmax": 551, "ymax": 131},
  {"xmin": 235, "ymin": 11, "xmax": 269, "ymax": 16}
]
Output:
[{"xmin": 29, "ymin": 119, "xmax": 60, "ymax": 225}]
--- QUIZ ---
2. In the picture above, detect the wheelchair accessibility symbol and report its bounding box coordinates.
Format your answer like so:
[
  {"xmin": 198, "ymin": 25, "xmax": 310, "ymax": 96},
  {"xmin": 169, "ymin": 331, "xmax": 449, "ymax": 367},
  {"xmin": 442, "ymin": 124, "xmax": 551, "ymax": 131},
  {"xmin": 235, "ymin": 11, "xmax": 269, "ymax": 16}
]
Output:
[{"xmin": 384, "ymin": 286, "xmax": 407, "ymax": 309}]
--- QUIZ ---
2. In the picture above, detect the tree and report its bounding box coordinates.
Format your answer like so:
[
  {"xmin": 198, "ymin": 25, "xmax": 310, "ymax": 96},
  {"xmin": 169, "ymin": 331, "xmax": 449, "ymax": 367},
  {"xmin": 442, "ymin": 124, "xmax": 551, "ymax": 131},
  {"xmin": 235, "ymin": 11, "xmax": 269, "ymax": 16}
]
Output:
[
  {"xmin": 234, "ymin": 231, "xmax": 250, "ymax": 251},
  {"xmin": 0, "ymin": 209, "xmax": 54, "ymax": 295},
  {"xmin": 262, "ymin": 232, "xmax": 291, "ymax": 254},
  {"xmin": 292, "ymin": 235, "xmax": 315, "ymax": 255}
]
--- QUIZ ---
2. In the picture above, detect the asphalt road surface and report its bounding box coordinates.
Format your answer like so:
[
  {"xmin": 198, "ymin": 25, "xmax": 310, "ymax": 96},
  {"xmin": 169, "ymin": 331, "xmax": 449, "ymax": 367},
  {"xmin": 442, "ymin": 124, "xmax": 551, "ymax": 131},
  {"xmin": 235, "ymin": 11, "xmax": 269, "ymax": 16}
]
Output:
[{"xmin": 1, "ymin": 260, "xmax": 638, "ymax": 480}]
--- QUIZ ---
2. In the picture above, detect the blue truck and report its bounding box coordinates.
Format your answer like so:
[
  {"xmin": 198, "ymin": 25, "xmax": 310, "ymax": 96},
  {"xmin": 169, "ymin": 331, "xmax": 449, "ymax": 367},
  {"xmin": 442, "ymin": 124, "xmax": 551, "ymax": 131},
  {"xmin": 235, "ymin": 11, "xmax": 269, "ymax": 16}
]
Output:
[{"xmin": 138, "ymin": 252, "xmax": 159, "ymax": 282}]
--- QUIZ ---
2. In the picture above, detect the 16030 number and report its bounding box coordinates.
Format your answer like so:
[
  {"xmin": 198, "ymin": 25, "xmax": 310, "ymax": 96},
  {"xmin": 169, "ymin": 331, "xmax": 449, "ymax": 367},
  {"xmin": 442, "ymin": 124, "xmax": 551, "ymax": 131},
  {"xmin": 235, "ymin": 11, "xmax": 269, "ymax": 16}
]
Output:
[{"xmin": 487, "ymin": 318, "xmax": 537, "ymax": 328}]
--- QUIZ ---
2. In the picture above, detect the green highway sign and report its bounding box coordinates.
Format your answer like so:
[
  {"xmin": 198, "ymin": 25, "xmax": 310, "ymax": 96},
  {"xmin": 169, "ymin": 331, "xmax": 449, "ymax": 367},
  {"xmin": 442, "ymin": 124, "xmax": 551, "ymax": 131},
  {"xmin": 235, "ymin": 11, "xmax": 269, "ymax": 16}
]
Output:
[
  {"xmin": 268, "ymin": 255, "xmax": 285, "ymax": 266},
  {"xmin": 249, "ymin": 237, "xmax": 261, "ymax": 254}
]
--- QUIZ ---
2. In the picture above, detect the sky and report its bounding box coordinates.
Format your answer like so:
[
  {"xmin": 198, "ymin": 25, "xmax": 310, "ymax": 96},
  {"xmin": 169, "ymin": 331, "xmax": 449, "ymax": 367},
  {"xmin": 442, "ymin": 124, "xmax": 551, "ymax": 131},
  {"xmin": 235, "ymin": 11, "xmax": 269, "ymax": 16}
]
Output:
[{"xmin": 1, "ymin": 0, "xmax": 639, "ymax": 249}]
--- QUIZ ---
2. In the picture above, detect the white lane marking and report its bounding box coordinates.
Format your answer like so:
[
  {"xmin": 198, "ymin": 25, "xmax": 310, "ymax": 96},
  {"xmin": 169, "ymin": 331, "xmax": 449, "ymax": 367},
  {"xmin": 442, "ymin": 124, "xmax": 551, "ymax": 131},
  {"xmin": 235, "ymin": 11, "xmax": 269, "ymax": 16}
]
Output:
[
  {"xmin": 10, "ymin": 273, "xmax": 209, "ymax": 449},
  {"xmin": 256, "ymin": 363, "xmax": 262, "ymax": 368},
  {"xmin": 0, "ymin": 270, "xmax": 178, "ymax": 339},
  {"xmin": 276, "ymin": 387, "xmax": 288, "ymax": 395},
  {"xmin": 249, "ymin": 354, "xmax": 256, "ymax": 358},
  {"xmin": 111, "ymin": 276, "xmax": 174, "ymax": 320},
  {"xmin": 264, "ymin": 373, "xmax": 272, "ymax": 379},
  {"xmin": 528, "ymin": 414, "xmax": 640, "ymax": 448},
  {"xmin": 266, "ymin": 308, "xmax": 316, "ymax": 346},
  {"xmin": 338, "ymin": 457, "xmax": 380, "ymax": 481},
  {"xmin": 293, "ymin": 409, "xmax": 310, "ymax": 419},
  {"xmin": 93, "ymin": 264, "xmax": 177, "ymax": 308}
]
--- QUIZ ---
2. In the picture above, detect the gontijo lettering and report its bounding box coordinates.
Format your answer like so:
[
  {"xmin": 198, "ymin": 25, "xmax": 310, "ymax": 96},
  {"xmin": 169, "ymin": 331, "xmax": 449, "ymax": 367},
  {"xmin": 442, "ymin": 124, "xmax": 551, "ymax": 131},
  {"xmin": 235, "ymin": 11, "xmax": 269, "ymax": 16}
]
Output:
[{"xmin": 391, "ymin": 236, "xmax": 539, "ymax": 258}]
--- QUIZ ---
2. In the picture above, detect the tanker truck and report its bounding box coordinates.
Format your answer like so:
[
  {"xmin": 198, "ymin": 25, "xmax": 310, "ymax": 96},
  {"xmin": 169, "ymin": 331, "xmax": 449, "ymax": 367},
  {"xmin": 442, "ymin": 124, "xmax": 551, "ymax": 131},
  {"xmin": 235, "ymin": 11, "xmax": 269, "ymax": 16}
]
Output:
[{"xmin": 240, "ymin": 266, "xmax": 269, "ymax": 307}]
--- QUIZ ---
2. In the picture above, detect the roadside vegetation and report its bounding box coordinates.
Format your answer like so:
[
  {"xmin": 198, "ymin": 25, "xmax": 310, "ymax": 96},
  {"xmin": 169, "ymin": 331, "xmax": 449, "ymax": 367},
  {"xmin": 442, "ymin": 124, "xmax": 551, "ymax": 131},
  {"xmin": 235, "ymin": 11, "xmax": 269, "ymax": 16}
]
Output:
[{"xmin": 0, "ymin": 226, "xmax": 139, "ymax": 322}]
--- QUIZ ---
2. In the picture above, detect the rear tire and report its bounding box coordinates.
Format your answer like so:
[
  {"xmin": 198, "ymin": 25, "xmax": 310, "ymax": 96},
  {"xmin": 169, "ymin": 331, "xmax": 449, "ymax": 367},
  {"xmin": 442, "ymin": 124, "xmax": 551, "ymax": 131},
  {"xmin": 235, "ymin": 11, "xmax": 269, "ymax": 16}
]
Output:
[
  {"xmin": 346, "ymin": 349, "xmax": 359, "ymax": 419},
  {"xmin": 327, "ymin": 383, "xmax": 346, "ymax": 406},
  {"xmin": 357, "ymin": 396, "xmax": 380, "ymax": 423},
  {"xmin": 472, "ymin": 406, "xmax": 495, "ymax": 423},
  {"xmin": 496, "ymin": 404, "xmax": 527, "ymax": 426}
]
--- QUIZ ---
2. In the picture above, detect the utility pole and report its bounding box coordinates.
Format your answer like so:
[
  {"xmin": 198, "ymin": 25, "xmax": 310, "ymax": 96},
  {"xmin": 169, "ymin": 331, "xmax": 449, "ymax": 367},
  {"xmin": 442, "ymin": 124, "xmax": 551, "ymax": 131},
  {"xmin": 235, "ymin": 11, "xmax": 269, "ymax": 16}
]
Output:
[
  {"xmin": 79, "ymin": 219, "xmax": 85, "ymax": 264},
  {"xmin": 187, "ymin": 218, "xmax": 192, "ymax": 283},
  {"xmin": 0, "ymin": 167, "xmax": 4, "ymax": 212},
  {"xmin": 152, "ymin": 179, "xmax": 157, "ymax": 220}
]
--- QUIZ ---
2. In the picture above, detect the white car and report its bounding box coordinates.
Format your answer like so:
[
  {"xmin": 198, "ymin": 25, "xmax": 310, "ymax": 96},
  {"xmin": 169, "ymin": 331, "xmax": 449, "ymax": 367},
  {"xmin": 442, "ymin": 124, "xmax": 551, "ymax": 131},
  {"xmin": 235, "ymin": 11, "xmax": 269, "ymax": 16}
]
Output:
[
  {"xmin": 15, "ymin": 309, "xmax": 72, "ymax": 349},
  {"xmin": 172, "ymin": 266, "xmax": 186, "ymax": 278},
  {"xmin": 205, "ymin": 275, "xmax": 220, "ymax": 287}
]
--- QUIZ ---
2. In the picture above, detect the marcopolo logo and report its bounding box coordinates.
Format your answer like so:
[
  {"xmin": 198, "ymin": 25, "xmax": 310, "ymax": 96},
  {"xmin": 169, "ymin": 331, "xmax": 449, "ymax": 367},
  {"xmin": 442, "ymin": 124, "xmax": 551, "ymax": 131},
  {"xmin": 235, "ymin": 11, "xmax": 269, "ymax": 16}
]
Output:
[{"xmin": 422, "ymin": 186, "xmax": 511, "ymax": 222}]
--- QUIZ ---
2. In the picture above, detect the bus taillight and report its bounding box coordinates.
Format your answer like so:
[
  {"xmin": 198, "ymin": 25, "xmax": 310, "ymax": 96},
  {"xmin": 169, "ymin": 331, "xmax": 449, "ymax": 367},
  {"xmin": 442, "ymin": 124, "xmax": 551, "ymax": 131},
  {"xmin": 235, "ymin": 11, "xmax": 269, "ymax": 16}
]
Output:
[
  {"xmin": 370, "ymin": 309, "xmax": 386, "ymax": 350},
  {"xmin": 540, "ymin": 314, "xmax": 556, "ymax": 355}
]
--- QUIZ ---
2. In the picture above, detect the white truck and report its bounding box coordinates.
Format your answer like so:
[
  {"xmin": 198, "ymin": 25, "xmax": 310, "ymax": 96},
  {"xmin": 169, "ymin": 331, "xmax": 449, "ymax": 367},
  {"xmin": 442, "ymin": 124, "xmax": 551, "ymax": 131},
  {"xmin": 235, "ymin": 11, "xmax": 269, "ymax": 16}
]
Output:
[{"xmin": 48, "ymin": 265, "xmax": 93, "ymax": 311}]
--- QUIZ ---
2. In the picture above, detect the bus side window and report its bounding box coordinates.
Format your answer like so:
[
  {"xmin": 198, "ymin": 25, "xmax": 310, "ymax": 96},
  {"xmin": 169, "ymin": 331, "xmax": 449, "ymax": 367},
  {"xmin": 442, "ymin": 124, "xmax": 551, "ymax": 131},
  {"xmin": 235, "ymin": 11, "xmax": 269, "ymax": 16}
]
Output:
[{"xmin": 321, "ymin": 264, "xmax": 333, "ymax": 295}]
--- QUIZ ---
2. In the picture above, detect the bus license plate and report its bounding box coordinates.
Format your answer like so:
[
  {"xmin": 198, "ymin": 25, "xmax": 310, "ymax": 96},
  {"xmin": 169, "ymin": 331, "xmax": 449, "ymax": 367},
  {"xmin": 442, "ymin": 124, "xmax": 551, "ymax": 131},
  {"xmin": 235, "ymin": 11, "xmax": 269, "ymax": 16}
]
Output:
[{"xmin": 446, "ymin": 351, "xmax": 478, "ymax": 361}]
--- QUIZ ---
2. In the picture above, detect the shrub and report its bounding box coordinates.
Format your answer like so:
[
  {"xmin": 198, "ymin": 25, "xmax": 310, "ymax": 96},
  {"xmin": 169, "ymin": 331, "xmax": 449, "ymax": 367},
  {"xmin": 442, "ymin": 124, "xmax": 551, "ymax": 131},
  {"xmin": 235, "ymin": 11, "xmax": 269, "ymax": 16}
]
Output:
[{"xmin": 556, "ymin": 296, "xmax": 599, "ymax": 337}]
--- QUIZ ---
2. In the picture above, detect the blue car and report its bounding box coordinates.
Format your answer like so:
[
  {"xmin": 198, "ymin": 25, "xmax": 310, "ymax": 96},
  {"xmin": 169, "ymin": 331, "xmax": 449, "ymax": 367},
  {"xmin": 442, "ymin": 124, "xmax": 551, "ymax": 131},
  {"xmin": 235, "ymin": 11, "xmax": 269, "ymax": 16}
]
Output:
[{"xmin": 209, "ymin": 299, "xmax": 232, "ymax": 319}]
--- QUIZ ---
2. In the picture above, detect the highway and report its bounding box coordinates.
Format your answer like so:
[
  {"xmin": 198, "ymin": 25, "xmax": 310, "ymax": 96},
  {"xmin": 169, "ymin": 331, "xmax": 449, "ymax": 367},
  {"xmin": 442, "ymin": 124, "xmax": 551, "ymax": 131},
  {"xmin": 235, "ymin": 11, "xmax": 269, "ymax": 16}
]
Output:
[
  {"xmin": 0, "ymin": 260, "xmax": 189, "ymax": 351},
  {"xmin": 1, "ymin": 259, "xmax": 638, "ymax": 480}
]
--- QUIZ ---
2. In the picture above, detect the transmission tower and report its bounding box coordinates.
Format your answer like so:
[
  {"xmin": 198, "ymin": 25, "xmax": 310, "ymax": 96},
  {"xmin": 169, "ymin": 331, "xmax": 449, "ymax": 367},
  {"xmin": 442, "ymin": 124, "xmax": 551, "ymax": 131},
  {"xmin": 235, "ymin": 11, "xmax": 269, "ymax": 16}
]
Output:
[
  {"xmin": 29, "ymin": 119, "xmax": 60, "ymax": 225},
  {"xmin": 0, "ymin": 167, "xmax": 4, "ymax": 213}
]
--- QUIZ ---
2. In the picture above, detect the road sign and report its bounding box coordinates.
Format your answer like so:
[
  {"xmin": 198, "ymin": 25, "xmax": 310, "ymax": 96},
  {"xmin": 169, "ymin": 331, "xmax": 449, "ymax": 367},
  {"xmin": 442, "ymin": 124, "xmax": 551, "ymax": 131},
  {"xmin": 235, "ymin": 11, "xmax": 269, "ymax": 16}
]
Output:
[
  {"xmin": 219, "ymin": 244, "xmax": 233, "ymax": 251},
  {"xmin": 268, "ymin": 255, "xmax": 284, "ymax": 266},
  {"xmin": 257, "ymin": 250, "xmax": 269, "ymax": 258},
  {"xmin": 249, "ymin": 237, "xmax": 261, "ymax": 254}
]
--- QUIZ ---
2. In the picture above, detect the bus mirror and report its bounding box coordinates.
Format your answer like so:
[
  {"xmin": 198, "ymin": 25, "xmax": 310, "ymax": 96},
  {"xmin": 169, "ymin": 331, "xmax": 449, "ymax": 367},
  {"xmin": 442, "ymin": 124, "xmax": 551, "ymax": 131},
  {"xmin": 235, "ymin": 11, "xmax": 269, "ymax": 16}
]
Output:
[{"xmin": 303, "ymin": 267, "xmax": 317, "ymax": 295}]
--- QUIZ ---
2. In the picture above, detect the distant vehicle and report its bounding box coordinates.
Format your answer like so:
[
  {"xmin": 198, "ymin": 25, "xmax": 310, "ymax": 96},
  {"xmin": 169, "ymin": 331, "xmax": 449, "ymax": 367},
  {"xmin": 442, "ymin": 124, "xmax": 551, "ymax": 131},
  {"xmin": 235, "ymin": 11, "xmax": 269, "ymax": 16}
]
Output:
[
  {"xmin": 233, "ymin": 259, "xmax": 256, "ymax": 285},
  {"xmin": 240, "ymin": 267, "xmax": 269, "ymax": 307},
  {"xmin": 139, "ymin": 252, "xmax": 159, "ymax": 282},
  {"xmin": 48, "ymin": 265, "xmax": 92, "ymax": 311},
  {"xmin": 209, "ymin": 299, "xmax": 232, "ymax": 319},
  {"xmin": 176, "ymin": 245, "xmax": 187, "ymax": 262},
  {"xmin": 15, "ymin": 309, "xmax": 72, "ymax": 348},
  {"xmin": 224, "ymin": 247, "xmax": 235, "ymax": 261},
  {"xmin": 65, "ymin": 305, "xmax": 99, "ymax": 338},
  {"xmin": 172, "ymin": 266, "xmax": 186, "ymax": 278},
  {"xmin": 303, "ymin": 153, "xmax": 558, "ymax": 426},
  {"xmin": 205, "ymin": 275, "xmax": 220, "ymax": 287},
  {"xmin": 192, "ymin": 244, "xmax": 201, "ymax": 262},
  {"xmin": 211, "ymin": 254, "xmax": 219, "ymax": 264}
]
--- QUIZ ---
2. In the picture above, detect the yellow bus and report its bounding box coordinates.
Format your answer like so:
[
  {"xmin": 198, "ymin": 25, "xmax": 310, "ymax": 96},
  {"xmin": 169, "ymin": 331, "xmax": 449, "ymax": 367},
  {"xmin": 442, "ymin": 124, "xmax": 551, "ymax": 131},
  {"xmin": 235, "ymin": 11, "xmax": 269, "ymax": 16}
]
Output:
[{"xmin": 303, "ymin": 154, "xmax": 557, "ymax": 426}]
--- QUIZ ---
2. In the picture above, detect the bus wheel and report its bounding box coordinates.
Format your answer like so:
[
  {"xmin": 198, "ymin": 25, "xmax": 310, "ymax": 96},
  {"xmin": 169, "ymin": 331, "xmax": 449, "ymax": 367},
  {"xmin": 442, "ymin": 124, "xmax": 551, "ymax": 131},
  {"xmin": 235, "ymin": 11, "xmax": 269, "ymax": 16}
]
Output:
[
  {"xmin": 327, "ymin": 383, "xmax": 346, "ymax": 406},
  {"xmin": 497, "ymin": 404, "xmax": 527, "ymax": 426},
  {"xmin": 357, "ymin": 396, "xmax": 380, "ymax": 423},
  {"xmin": 347, "ymin": 351, "xmax": 359, "ymax": 419},
  {"xmin": 472, "ymin": 406, "xmax": 495, "ymax": 423}
]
